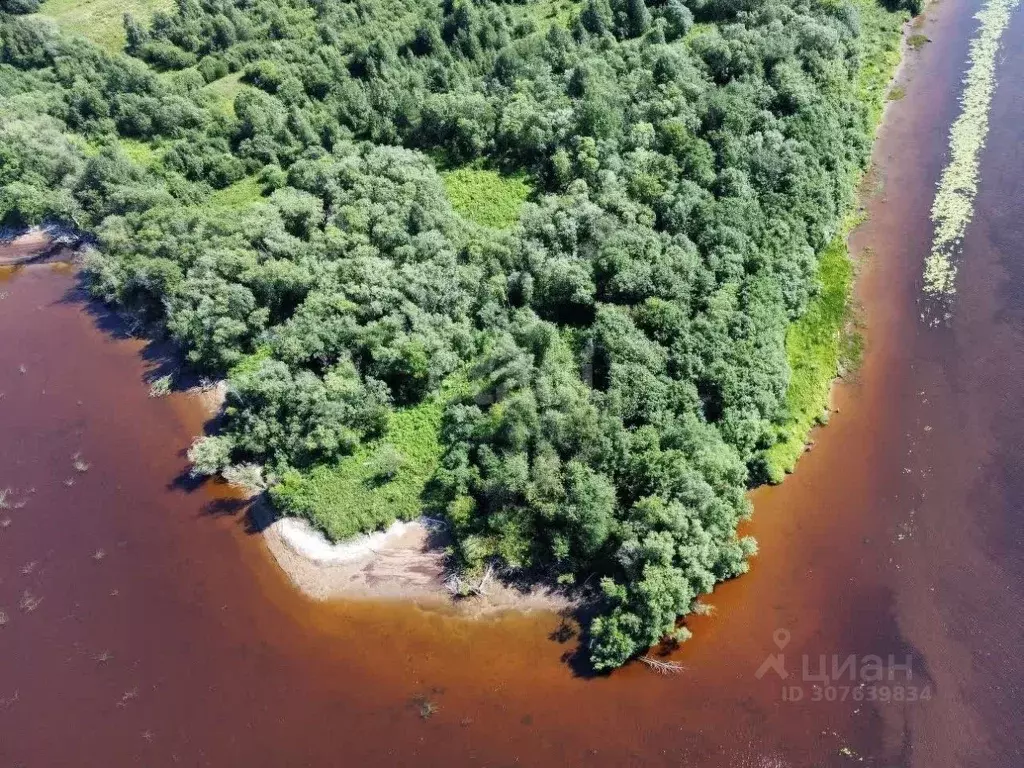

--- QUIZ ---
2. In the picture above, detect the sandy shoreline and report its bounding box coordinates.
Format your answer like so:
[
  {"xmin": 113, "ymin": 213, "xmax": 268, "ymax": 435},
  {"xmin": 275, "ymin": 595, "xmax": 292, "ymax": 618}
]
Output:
[
  {"xmin": 261, "ymin": 513, "xmax": 449, "ymax": 602},
  {"xmin": 260, "ymin": 507, "xmax": 572, "ymax": 615},
  {"xmin": 258, "ymin": 512, "xmax": 569, "ymax": 614},
  {"xmin": 188, "ymin": 381, "xmax": 572, "ymax": 614}
]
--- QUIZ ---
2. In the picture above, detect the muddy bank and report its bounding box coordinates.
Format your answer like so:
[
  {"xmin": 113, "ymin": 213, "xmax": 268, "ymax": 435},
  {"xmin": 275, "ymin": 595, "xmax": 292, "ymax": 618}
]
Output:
[{"xmin": 0, "ymin": 225, "xmax": 81, "ymax": 265}]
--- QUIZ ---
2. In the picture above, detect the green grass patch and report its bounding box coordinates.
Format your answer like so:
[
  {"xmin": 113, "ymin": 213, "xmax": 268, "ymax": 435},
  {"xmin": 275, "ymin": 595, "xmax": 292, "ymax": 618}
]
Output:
[
  {"xmin": 68, "ymin": 133, "xmax": 100, "ymax": 157},
  {"xmin": 684, "ymin": 21, "xmax": 717, "ymax": 41},
  {"xmin": 206, "ymin": 176, "xmax": 266, "ymax": 210},
  {"xmin": 35, "ymin": 0, "xmax": 174, "ymax": 52},
  {"xmin": 887, "ymin": 85, "xmax": 906, "ymax": 101},
  {"xmin": 72, "ymin": 134, "xmax": 161, "ymax": 168},
  {"xmin": 117, "ymin": 137, "xmax": 161, "ymax": 168},
  {"xmin": 854, "ymin": 0, "xmax": 910, "ymax": 129},
  {"xmin": 441, "ymin": 167, "xmax": 532, "ymax": 229},
  {"xmin": 764, "ymin": 232, "xmax": 854, "ymax": 480},
  {"xmin": 509, "ymin": 0, "xmax": 580, "ymax": 31},
  {"xmin": 270, "ymin": 394, "xmax": 447, "ymax": 541},
  {"xmin": 203, "ymin": 72, "xmax": 251, "ymax": 117},
  {"xmin": 228, "ymin": 346, "xmax": 272, "ymax": 379}
]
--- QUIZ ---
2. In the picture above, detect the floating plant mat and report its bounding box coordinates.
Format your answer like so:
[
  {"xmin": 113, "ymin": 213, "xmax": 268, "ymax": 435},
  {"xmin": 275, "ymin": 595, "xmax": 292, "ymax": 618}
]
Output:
[{"xmin": 923, "ymin": 0, "xmax": 1022, "ymax": 318}]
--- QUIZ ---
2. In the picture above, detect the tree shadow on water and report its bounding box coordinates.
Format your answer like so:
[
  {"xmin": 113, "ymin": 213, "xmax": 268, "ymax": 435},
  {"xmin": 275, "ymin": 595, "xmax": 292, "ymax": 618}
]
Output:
[
  {"xmin": 549, "ymin": 601, "xmax": 615, "ymax": 680},
  {"xmin": 549, "ymin": 604, "xmax": 694, "ymax": 679},
  {"xmin": 199, "ymin": 488, "xmax": 279, "ymax": 536},
  {"xmin": 168, "ymin": 460, "xmax": 205, "ymax": 494},
  {"xmin": 58, "ymin": 274, "xmax": 214, "ymax": 397}
]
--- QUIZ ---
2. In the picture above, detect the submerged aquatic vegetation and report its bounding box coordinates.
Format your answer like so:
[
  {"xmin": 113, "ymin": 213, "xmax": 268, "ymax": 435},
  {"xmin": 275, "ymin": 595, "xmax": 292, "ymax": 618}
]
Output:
[
  {"xmin": 924, "ymin": 0, "xmax": 1021, "ymax": 308},
  {"xmin": 18, "ymin": 590, "xmax": 42, "ymax": 613}
]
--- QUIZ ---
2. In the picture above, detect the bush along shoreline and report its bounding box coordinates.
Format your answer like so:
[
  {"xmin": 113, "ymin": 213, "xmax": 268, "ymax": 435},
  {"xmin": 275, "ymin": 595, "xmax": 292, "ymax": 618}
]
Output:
[{"xmin": 2, "ymin": 0, "xmax": 915, "ymax": 668}]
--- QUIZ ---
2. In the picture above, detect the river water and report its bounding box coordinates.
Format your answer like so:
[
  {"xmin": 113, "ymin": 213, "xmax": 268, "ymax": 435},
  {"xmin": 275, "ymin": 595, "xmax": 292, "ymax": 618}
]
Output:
[{"xmin": 1, "ymin": 0, "xmax": 1021, "ymax": 764}]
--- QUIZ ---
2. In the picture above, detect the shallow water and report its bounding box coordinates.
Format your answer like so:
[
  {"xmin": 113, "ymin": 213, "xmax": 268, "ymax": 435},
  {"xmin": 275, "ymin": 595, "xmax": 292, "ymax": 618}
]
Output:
[{"xmin": 1, "ymin": 1, "xmax": 1022, "ymax": 764}]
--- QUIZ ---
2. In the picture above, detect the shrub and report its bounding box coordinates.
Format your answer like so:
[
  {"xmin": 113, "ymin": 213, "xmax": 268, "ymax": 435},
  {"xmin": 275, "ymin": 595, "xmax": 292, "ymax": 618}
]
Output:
[{"xmin": 187, "ymin": 435, "xmax": 234, "ymax": 477}]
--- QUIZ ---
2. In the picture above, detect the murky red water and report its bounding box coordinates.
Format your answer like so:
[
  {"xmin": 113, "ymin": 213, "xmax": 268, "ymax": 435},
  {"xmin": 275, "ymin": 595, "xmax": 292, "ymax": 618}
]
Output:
[{"xmin": 1, "ymin": 1, "xmax": 1022, "ymax": 764}]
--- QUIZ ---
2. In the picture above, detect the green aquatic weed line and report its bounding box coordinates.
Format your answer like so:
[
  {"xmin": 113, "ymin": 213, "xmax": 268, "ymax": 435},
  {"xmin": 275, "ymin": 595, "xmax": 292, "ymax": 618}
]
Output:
[{"xmin": 924, "ymin": 0, "xmax": 1021, "ymax": 302}]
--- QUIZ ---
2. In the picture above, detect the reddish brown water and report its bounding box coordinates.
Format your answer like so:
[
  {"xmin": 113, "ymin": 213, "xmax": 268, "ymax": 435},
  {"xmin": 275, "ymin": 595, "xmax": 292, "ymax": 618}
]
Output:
[{"xmin": 1, "ymin": 2, "xmax": 1022, "ymax": 764}]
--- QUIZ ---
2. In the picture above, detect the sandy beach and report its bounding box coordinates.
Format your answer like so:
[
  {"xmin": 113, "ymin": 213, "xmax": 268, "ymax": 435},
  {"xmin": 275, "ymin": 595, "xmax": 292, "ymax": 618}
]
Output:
[
  {"xmin": 258, "ymin": 510, "xmax": 572, "ymax": 615},
  {"xmin": 188, "ymin": 380, "xmax": 571, "ymax": 614}
]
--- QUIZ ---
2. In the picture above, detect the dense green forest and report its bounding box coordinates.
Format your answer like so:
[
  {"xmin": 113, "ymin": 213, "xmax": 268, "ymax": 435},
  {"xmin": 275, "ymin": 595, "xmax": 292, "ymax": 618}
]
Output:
[{"xmin": 1, "ymin": 0, "xmax": 912, "ymax": 667}]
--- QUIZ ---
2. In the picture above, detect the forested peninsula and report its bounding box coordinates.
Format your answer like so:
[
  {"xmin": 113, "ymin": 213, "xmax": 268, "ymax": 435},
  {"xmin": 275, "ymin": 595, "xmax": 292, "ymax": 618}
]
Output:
[{"xmin": 1, "ymin": 0, "xmax": 913, "ymax": 667}]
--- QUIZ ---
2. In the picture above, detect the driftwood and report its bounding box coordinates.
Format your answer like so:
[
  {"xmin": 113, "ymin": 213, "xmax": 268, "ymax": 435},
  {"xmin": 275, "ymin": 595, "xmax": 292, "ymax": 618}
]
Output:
[
  {"xmin": 640, "ymin": 656, "xmax": 685, "ymax": 675},
  {"xmin": 444, "ymin": 564, "xmax": 496, "ymax": 597}
]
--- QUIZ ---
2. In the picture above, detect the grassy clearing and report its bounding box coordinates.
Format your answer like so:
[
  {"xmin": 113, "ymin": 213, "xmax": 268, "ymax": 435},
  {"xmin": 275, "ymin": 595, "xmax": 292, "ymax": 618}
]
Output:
[
  {"xmin": 227, "ymin": 346, "xmax": 272, "ymax": 379},
  {"xmin": 203, "ymin": 72, "xmax": 250, "ymax": 117},
  {"xmin": 206, "ymin": 176, "xmax": 266, "ymax": 210},
  {"xmin": 271, "ymin": 395, "xmax": 447, "ymax": 541},
  {"xmin": 441, "ymin": 167, "xmax": 532, "ymax": 229},
  {"xmin": 35, "ymin": 0, "xmax": 174, "ymax": 52},
  {"xmin": 75, "ymin": 135, "xmax": 161, "ymax": 169},
  {"xmin": 509, "ymin": 0, "xmax": 580, "ymax": 31},
  {"xmin": 766, "ymin": 0, "xmax": 908, "ymax": 480},
  {"xmin": 118, "ymin": 137, "xmax": 161, "ymax": 168},
  {"xmin": 685, "ymin": 22, "xmax": 717, "ymax": 41}
]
